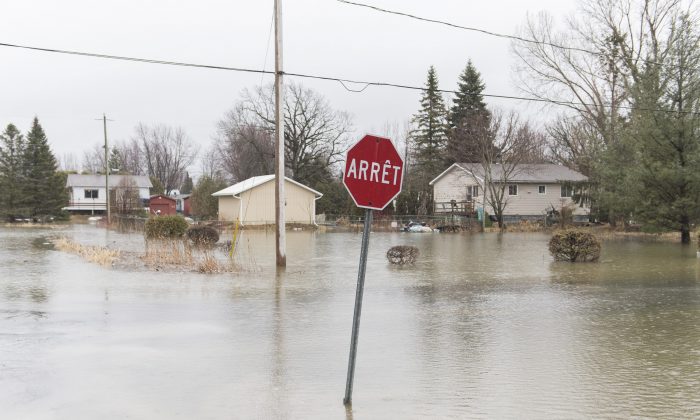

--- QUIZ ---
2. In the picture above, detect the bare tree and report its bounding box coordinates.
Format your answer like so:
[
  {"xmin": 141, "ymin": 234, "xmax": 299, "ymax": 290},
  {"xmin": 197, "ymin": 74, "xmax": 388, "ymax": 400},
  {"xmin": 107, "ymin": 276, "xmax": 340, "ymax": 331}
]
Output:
[
  {"xmin": 214, "ymin": 82, "xmax": 353, "ymax": 185},
  {"xmin": 111, "ymin": 176, "xmax": 141, "ymax": 215},
  {"xmin": 215, "ymin": 109, "xmax": 275, "ymax": 182},
  {"xmin": 133, "ymin": 123, "xmax": 197, "ymax": 194},
  {"xmin": 81, "ymin": 143, "xmax": 106, "ymax": 174},
  {"xmin": 111, "ymin": 140, "xmax": 144, "ymax": 176},
  {"xmin": 470, "ymin": 111, "xmax": 544, "ymax": 229},
  {"xmin": 59, "ymin": 153, "xmax": 80, "ymax": 172},
  {"xmin": 546, "ymin": 115, "xmax": 603, "ymax": 176},
  {"xmin": 512, "ymin": 0, "xmax": 681, "ymax": 151}
]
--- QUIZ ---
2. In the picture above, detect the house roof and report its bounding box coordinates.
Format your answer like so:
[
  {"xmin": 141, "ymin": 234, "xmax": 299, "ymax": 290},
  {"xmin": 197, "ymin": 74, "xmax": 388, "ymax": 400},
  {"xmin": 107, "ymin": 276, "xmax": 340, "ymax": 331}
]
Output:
[
  {"xmin": 66, "ymin": 174, "xmax": 153, "ymax": 188},
  {"xmin": 212, "ymin": 175, "xmax": 323, "ymax": 198},
  {"xmin": 429, "ymin": 163, "xmax": 588, "ymax": 185}
]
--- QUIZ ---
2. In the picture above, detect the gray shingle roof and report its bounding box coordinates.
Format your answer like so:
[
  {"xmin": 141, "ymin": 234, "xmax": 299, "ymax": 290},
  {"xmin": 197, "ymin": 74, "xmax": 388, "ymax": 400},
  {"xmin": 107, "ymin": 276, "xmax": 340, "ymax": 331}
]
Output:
[
  {"xmin": 460, "ymin": 163, "xmax": 588, "ymax": 182},
  {"xmin": 66, "ymin": 174, "xmax": 153, "ymax": 188},
  {"xmin": 430, "ymin": 163, "xmax": 588, "ymax": 185}
]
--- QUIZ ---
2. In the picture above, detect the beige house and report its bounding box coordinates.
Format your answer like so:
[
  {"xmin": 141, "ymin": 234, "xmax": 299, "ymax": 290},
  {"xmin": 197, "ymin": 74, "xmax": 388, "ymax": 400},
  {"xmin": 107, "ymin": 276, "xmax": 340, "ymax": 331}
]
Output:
[
  {"xmin": 212, "ymin": 175, "xmax": 322, "ymax": 225},
  {"xmin": 430, "ymin": 163, "xmax": 590, "ymax": 222}
]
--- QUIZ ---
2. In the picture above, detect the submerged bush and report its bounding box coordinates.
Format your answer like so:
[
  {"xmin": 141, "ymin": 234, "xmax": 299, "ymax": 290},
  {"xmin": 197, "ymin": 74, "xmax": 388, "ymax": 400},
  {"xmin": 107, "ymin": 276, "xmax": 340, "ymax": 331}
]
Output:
[
  {"xmin": 144, "ymin": 215, "xmax": 189, "ymax": 239},
  {"xmin": 549, "ymin": 229, "xmax": 601, "ymax": 262},
  {"xmin": 386, "ymin": 245, "xmax": 419, "ymax": 265},
  {"xmin": 186, "ymin": 225, "xmax": 219, "ymax": 246}
]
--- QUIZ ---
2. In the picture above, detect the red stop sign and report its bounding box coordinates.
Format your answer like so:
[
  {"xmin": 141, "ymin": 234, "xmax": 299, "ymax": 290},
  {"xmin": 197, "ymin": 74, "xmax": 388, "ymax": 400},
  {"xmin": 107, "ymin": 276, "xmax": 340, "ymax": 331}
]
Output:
[{"xmin": 343, "ymin": 134, "xmax": 404, "ymax": 210}]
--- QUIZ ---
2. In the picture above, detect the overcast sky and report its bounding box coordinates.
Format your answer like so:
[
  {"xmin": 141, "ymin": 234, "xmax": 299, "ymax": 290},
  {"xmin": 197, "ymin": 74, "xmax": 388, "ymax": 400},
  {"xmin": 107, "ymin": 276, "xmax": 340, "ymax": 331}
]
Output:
[{"xmin": 1, "ymin": 0, "xmax": 578, "ymax": 175}]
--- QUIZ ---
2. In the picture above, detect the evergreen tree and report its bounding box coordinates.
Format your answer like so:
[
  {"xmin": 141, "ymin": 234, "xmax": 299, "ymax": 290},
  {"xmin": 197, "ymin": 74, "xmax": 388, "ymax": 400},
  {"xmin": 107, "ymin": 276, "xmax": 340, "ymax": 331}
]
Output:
[
  {"xmin": 447, "ymin": 60, "xmax": 492, "ymax": 164},
  {"xmin": 411, "ymin": 66, "xmax": 449, "ymax": 175},
  {"xmin": 149, "ymin": 176, "xmax": 165, "ymax": 195},
  {"xmin": 627, "ymin": 14, "xmax": 700, "ymax": 244},
  {"xmin": 190, "ymin": 175, "xmax": 228, "ymax": 219},
  {"xmin": 21, "ymin": 117, "xmax": 67, "ymax": 217},
  {"xmin": 108, "ymin": 148, "xmax": 123, "ymax": 174},
  {"xmin": 0, "ymin": 124, "xmax": 26, "ymax": 219},
  {"xmin": 180, "ymin": 171, "xmax": 194, "ymax": 194},
  {"xmin": 408, "ymin": 66, "xmax": 448, "ymax": 214}
]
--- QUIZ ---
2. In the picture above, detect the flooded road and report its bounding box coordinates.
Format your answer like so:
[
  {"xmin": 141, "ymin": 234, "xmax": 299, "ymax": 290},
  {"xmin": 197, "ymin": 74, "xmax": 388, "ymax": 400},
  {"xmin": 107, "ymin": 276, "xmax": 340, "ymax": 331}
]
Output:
[{"xmin": 1, "ymin": 225, "xmax": 699, "ymax": 419}]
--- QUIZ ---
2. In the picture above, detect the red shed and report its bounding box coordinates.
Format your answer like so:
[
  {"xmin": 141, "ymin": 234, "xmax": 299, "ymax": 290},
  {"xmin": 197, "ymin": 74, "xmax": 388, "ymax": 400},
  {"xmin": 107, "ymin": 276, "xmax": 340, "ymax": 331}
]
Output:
[
  {"xmin": 149, "ymin": 195, "xmax": 177, "ymax": 216},
  {"xmin": 173, "ymin": 194, "xmax": 191, "ymax": 216}
]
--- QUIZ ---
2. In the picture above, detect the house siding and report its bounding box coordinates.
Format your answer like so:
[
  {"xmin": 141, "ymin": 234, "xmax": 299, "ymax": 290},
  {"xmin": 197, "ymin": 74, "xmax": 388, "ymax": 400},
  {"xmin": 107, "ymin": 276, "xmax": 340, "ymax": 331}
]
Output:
[
  {"xmin": 218, "ymin": 196, "xmax": 240, "ymax": 221},
  {"xmin": 499, "ymin": 183, "xmax": 587, "ymax": 216},
  {"xmin": 66, "ymin": 186, "xmax": 150, "ymax": 212},
  {"xmin": 433, "ymin": 166, "xmax": 589, "ymax": 218},
  {"xmin": 433, "ymin": 169, "xmax": 478, "ymax": 203},
  {"xmin": 217, "ymin": 180, "xmax": 317, "ymax": 224}
]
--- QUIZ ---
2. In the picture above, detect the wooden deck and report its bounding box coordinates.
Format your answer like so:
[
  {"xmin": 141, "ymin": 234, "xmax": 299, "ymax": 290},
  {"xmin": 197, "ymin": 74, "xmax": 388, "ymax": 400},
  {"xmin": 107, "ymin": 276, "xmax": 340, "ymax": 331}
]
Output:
[{"xmin": 433, "ymin": 200, "xmax": 475, "ymax": 215}]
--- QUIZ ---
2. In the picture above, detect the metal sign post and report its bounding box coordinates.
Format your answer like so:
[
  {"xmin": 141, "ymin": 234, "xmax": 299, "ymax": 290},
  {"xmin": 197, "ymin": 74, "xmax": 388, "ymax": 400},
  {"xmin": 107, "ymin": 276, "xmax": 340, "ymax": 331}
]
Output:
[
  {"xmin": 343, "ymin": 208, "xmax": 372, "ymax": 405},
  {"xmin": 341, "ymin": 134, "xmax": 403, "ymax": 406}
]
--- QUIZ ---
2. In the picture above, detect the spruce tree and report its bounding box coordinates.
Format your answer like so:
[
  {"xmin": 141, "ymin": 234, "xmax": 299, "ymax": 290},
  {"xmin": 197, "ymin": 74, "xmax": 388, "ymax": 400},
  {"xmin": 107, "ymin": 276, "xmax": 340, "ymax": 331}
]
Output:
[
  {"xmin": 411, "ymin": 66, "xmax": 449, "ymax": 178},
  {"xmin": 0, "ymin": 124, "xmax": 26, "ymax": 219},
  {"xmin": 447, "ymin": 60, "xmax": 492, "ymax": 164},
  {"xmin": 108, "ymin": 148, "xmax": 123, "ymax": 174},
  {"xmin": 22, "ymin": 117, "xmax": 67, "ymax": 217},
  {"xmin": 408, "ymin": 66, "xmax": 449, "ymax": 214},
  {"xmin": 180, "ymin": 172, "xmax": 194, "ymax": 194}
]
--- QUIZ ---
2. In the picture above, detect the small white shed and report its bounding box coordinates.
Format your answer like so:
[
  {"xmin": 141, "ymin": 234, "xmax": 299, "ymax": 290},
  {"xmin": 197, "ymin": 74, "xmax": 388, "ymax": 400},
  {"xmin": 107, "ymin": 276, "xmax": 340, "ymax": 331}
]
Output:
[{"xmin": 212, "ymin": 175, "xmax": 322, "ymax": 225}]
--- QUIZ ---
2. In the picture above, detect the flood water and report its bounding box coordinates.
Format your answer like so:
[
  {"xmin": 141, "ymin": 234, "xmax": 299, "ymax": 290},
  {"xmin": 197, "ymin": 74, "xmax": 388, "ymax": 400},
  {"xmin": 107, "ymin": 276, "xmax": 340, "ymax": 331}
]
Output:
[{"xmin": 1, "ymin": 224, "xmax": 699, "ymax": 419}]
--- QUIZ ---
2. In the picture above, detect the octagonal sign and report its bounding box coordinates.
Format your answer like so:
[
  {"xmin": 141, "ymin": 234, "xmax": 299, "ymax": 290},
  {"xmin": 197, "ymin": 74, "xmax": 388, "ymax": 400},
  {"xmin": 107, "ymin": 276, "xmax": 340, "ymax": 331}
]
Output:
[{"xmin": 343, "ymin": 134, "xmax": 404, "ymax": 210}]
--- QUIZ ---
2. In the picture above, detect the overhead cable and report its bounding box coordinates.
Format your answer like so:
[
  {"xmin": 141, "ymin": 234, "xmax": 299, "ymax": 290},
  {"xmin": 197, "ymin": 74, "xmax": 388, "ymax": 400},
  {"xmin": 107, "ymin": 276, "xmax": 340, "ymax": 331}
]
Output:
[
  {"xmin": 0, "ymin": 41, "xmax": 697, "ymax": 116},
  {"xmin": 336, "ymin": 0, "xmax": 670, "ymax": 70}
]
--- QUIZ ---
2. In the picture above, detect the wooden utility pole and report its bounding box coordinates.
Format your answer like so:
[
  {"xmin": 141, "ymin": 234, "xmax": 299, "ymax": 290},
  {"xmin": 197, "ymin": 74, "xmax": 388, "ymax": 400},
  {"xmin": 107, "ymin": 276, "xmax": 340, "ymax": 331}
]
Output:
[
  {"xmin": 274, "ymin": 0, "xmax": 286, "ymax": 267},
  {"xmin": 101, "ymin": 114, "xmax": 111, "ymax": 224}
]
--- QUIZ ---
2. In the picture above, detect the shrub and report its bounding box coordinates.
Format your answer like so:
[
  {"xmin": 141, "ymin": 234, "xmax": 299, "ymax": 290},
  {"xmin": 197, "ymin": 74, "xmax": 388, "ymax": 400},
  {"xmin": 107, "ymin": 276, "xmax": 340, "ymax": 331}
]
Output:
[
  {"xmin": 144, "ymin": 215, "xmax": 189, "ymax": 239},
  {"xmin": 549, "ymin": 229, "xmax": 601, "ymax": 262},
  {"xmin": 386, "ymin": 245, "xmax": 419, "ymax": 265},
  {"xmin": 186, "ymin": 225, "xmax": 219, "ymax": 246}
]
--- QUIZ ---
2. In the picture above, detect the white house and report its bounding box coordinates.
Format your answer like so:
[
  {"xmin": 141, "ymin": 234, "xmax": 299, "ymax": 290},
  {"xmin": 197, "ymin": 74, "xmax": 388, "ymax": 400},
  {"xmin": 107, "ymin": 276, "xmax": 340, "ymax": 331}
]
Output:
[
  {"xmin": 63, "ymin": 174, "xmax": 152, "ymax": 213},
  {"xmin": 212, "ymin": 175, "xmax": 322, "ymax": 225},
  {"xmin": 429, "ymin": 163, "xmax": 590, "ymax": 222}
]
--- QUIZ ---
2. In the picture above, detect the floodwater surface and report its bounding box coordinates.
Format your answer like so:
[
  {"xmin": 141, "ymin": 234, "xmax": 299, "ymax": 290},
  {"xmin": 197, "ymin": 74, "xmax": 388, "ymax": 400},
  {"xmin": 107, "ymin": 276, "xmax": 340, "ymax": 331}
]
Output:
[{"xmin": 1, "ymin": 224, "xmax": 699, "ymax": 419}]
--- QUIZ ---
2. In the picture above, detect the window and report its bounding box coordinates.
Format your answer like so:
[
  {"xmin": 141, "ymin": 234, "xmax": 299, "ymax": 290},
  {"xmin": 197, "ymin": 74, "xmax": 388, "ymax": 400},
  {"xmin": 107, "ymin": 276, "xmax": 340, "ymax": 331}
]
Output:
[
  {"xmin": 466, "ymin": 185, "xmax": 479, "ymax": 201},
  {"xmin": 561, "ymin": 185, "xmax": 574, "ymax": 198},
  {"xmin": 538, "ymin": 185, "xmax": 546, "ymax": 194},
  {"xmin": 84, "ymin": 189, "xmax": 99, "ymax": 199},
  {"xmin": 508, "ymin": 185, "xmax": 518, "ymax": 196}
]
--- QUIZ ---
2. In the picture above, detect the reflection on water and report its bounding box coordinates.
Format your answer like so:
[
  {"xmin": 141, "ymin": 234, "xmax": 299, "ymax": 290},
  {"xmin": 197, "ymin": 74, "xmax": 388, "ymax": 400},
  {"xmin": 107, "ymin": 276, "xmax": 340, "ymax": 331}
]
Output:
[{"xmin": 0, "ymin": 225, "xmax": 699, "ymax": 418}]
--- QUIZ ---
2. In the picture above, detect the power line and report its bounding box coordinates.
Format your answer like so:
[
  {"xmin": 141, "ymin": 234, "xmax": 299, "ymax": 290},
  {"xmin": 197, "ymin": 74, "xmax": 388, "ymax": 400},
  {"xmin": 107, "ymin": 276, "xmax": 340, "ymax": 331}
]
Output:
[
  {"xmin": 335, "ymin": 0, "xmax": 670, "ymax": 70},
  {"xmin": 0, "ymin": 41, "xmax": 697, "ymax": 116},
  {"xmin": 260, "ymin": 4, "xmax": 275, "ymax": 86},
  {"xmin": 0, "ymin": 42, "xmax": 273, "ymax": 76}
]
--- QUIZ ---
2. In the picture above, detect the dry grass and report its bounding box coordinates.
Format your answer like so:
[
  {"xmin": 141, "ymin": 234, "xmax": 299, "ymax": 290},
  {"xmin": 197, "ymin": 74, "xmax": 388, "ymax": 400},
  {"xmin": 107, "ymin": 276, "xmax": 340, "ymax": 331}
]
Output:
[
  {"xmin": 53, "ymin": 237, "xmax": 120, "ymax": 266},
  {"xmin": 143, "ymin": 239, "xmax": 239, "ymax": 273},
  {"xmin": 196, "ymin": 254, "xmax": 238, "ymax": 273},
  {"xmin": 142, "ymin": 239, "xmax": 193, "ymax": 266}
]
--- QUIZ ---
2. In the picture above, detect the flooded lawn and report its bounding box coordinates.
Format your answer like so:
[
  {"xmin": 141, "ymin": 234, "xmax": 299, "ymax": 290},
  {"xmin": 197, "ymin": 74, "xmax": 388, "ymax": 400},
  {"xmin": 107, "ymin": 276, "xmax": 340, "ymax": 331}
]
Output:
[{"xmin": 1, "ymin": 224, "xmax": 699, "ymax": 419}]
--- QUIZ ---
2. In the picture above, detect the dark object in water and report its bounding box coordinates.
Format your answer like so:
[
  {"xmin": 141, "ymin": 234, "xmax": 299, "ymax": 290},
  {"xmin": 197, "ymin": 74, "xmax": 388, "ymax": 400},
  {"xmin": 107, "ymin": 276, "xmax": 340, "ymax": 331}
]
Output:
[
  {"xmin": 386, "ymin": 245, "xmax": 419, "ymax": 265},
  {"xmin": 186, "ymin": 225, "xmax": 219, "ymax": 246},
  {"xmin": 549, "ymin": 229, "xmax": 601, "ymax": 262}
]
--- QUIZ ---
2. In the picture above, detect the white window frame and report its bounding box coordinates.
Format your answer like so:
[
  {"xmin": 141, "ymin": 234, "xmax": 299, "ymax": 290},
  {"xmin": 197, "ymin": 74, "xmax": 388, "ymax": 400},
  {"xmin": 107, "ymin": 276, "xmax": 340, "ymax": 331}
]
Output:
[
  {"xmin": 508, "ymin": 184, "xmax": 518, "ymax": 196},
  {"xmin": 538, "ymin": 185, "xmax": 546, "ymax": 194}
]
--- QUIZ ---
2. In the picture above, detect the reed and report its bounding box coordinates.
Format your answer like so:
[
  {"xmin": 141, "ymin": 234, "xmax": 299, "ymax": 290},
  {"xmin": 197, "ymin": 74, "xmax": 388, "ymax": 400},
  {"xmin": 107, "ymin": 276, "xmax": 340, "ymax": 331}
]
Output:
[{"xmin": 53, "ymin": 237, "xmax": 120, "ymax": 266}]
